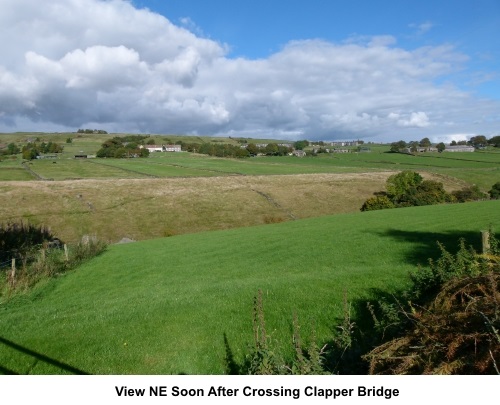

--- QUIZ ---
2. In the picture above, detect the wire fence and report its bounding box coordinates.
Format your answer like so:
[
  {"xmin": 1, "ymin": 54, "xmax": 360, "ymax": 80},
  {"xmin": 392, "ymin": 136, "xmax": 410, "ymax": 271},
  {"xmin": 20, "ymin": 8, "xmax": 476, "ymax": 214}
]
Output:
[
  {"xmin": 0, "ymin": 259, "xmax": 12, "ymax": 271},
  {"xmin": 0, "ymin": 244, "xmax": 65, "ymax": 272}
]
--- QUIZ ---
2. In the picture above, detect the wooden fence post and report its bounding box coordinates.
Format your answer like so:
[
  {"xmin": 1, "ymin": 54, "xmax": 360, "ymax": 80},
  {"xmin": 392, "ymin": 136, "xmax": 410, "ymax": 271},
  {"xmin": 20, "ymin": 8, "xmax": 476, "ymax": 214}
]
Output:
[
  {"xmin": 481, "ymin": 230, "xmax": 490, "ymax": 255},
  {"xmin": 64, "ymin": 244, "xmax": 69, "ymax": 262},
  {"xmin": 9, "ymin": 258, "xmax": 16, "ymax": 287}
]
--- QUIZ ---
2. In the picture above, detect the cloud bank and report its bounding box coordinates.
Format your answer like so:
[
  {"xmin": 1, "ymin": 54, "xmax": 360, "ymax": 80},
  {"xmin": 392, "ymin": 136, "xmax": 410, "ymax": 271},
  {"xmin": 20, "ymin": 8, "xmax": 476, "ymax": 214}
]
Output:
[{"xmin": 0, "ymin": 0, "xmax": 498, "ymax": 141}]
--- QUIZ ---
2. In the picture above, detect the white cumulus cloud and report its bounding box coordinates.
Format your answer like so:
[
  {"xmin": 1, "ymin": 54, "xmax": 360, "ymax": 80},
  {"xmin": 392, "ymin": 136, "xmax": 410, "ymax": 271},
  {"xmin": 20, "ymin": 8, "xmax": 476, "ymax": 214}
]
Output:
[
  {"xmin": 0, "ymin": 0, "xmax": 499, "ymax": 141},
  {"xmin": 398, "ymin": 112, "xmax": 431, "ymax": 128}
]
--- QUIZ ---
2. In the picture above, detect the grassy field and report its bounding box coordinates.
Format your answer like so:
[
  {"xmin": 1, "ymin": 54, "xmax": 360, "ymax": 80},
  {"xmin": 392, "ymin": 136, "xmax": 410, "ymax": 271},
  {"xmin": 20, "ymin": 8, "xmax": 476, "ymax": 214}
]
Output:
[
  {"xmin": 2, "ymin": 151, "xmax": 498, "ymax": 185},
  {"xmin": 1, "ymin": 132, "xmax": 499, "ymax": 375},
  {"xmin": 0, "ymin": 171, "xmax": 464, "ymax": 243},
  {"xmin": 0, "ymin": 200, "xmax": 499, "ymax": 374},
  {"xmin": 0, "ymin": 168, "xmax": 36, "ymax": 181},
  {"xmin": 2, "ymin": 134, "xmax": 497, "ymax": 243},
  {"xmin": 1, "ymin": 133, "xmax": 498, "ymax": 188}
]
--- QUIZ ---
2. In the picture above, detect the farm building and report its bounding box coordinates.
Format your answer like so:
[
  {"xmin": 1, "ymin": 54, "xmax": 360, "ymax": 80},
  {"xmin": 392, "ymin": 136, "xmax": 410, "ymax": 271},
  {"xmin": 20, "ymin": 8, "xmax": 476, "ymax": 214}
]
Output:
[
  {"xmin": 74, "ymin": 154, "xmax": 96, "ymax": 159},
  {"xmin": 402, "ymin": 147, "xmax": 438, "ymax": 153},
  {"xmin": 37, "ymin": 154, "xmax": 58, "ymax": 159},
  {"xmin": 141, "ymin": 145, "xmax": 182, "ymax": 153},
  {"xmin": 444, "ymin": 145, "xmax": 475, "ymax": 152},
  {"xmin": 164, "ymin": 144, "xmax": 182, "ymax": 152},
  {"xmin": 329, "ymin": 141, "xmax": 359, "ymax": 147},
  {"xmin": 293, "ymin": 150, "xmax": 306, "ymax": 157},
  {"xmin": 143, "ymin": 145, "xmax": 163, "ymax": 152}
]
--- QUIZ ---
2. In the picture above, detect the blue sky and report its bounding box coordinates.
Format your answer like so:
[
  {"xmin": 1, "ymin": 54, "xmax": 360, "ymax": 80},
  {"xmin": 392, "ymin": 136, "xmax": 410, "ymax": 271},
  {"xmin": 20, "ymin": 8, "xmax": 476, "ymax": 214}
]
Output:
[
  {"xmin": 0, "ymin": 0, "xmax": 499, "ymax": 142},
  {"xmin": 137, "ymin": 0, "xmax": 500, "ymax": 96}
]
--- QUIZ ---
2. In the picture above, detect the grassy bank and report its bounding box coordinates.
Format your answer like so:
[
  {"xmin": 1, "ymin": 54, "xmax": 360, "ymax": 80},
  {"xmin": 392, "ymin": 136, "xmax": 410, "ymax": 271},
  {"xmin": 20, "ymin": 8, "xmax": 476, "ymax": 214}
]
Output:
[{"xmin": 0, "ymin": 200, "xmax": 499, "ymax": 374}]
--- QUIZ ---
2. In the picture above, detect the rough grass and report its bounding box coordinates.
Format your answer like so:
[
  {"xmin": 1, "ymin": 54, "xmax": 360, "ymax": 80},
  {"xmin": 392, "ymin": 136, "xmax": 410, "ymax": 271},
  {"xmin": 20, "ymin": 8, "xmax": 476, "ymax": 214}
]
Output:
[
  {"xmin": 0, "ymin": 200, "xmax": 499, "ymax": 374},
  {"xmin": 0, "ymin": 171, "xmax": 462, "ymax": 243}
]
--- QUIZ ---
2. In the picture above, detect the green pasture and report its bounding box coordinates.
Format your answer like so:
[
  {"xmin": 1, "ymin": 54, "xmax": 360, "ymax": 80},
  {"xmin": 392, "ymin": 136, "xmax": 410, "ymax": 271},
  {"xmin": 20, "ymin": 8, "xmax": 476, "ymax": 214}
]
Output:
[
  {"xmin": 21, "ymin": 159, "xmax": 150, "ymax": 180},
  {"xmin": 1, "ymin": 132, "xmax": 499, "ymax": 188},
  {"xmin": 1, "ymin": 200, "xmax": 499, "ymax": 374},
  {"xmin": 96, "ymin": 148, "xmax": 500, "ymax": 187},
  {"xmin": 92, "ymin": 156, "xmax": 225, "ymax": 177},
  {"xmin": 0, "ymin": 168, "xmax": 35, "ymax": 181},
  {"xmin": 0, "ymin": 158, "xmax": 33, "ymax": 180},
  {"xmin": 1, "ymin": 150, "xmax": 498, "ymax": 187}
]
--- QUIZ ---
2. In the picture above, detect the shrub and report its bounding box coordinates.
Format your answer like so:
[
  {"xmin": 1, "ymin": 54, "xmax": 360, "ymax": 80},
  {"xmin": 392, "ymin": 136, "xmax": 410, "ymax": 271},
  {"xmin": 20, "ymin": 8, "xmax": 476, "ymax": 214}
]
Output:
[
  {"xmin": 361, "ymin": 171, "xmax": 456, "ymax": 210},
  {"xmin": 364, "ymin": 270, "xmax": 500, "ymax": 375},
  {"xmin": 364, "ymin": 231, "xmax": 500, "ymax": 374},
  {"xmin": 488, "ymin": 182, "xmax": 500, "ymax": 200},
  {"xmin": 401, "ymin": 180, "xmax": 453, "ymax": 207},
  {"xmin": 452, "ymin": 185, "xmax": 488, "ymax": 202},
  {"xmin": 408, "ymin": 238, "xmax": 489, "ymax": 302},
  {"xmin": 360, "ymin": 195, "xmax": 395, "ymax": 211},
  {"xmin": 386, "ymin": 171, "xmax": 423, "ymax": 203}
]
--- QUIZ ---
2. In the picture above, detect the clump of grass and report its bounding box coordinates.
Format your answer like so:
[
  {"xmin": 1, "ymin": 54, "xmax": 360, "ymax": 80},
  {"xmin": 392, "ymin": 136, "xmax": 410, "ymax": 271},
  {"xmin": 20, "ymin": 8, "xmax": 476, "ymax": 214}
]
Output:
[
  {"xmin": 263, "ymin": 215, "xmax": 286, "ymax": 224},
  {"xmin": 70, "ymin": 235, "xmax": 108, "ymax": 266}
]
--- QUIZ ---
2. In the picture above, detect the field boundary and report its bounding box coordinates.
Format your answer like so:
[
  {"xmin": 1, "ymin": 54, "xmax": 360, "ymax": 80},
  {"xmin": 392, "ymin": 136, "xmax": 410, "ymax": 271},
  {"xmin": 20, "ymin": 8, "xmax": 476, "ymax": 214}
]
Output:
[
  {"xmin": 85, "ymin": 159, "xmax": 160, "ymax": 178},
  {"xmin": 21, "ymin": 162, "xmax": 51, "ymax": 181}
]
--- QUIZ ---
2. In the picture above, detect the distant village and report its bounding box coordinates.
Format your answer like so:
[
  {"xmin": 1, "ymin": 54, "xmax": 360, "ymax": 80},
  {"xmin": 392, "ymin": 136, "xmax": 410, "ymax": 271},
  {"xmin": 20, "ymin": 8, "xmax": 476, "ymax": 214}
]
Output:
[{"xmin": 1, "ymin": 133, "xmax": 497, "ymax": 161}]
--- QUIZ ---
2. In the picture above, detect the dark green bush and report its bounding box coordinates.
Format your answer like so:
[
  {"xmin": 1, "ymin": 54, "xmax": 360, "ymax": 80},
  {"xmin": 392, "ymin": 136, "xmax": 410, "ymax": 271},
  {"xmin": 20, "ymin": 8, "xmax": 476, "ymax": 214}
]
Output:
[
  {"xmin": 408, "ymin": 238, "xmax": 489, "ymax": 302},
  {"xmin": 360, "ymin": 195, "xmax": 395, "ymax": 211},
  {"xmin": 401, "ymin": 180, "xmax": 453, "ymax": 207},
  {"xmin": 452, "ymin": 185, "xmax": 488, "ymax": 202},
  {"xmin": 488, "ymin": 182, "xmax": 500, "ymax": 200}
]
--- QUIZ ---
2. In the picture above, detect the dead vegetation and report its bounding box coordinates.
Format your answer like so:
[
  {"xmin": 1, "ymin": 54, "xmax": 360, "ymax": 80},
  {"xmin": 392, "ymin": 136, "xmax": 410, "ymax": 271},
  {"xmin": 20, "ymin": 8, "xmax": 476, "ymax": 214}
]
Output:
[
  {"xmin": 0, "ymin": 173, "xmax": 393, "ymax": 243},
  {"xmin": 365, "ymin": 256, "xmax": 500, "ymax": 375}
]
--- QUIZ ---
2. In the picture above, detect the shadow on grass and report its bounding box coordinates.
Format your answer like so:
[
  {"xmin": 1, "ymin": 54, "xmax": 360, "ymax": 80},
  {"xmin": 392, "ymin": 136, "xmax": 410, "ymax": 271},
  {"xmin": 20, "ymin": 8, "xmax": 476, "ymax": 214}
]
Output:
[
  {"xmin": 0, "ymin": 336, "xmax": 89, "ymax": 375},
  {"xmin": 325, "ymin": 230, "xmax": 484, "ymax": 373},
  {"xmin": 221, "ymin": 231, "xmax": 490, "ymax": 375},
  {"xmin": 372, "ymin": 229, "xmax": 482, "ymax": 266},
  {"xmin": 223, "ymin": 333, "xmax": 241, "ymax": 375}
]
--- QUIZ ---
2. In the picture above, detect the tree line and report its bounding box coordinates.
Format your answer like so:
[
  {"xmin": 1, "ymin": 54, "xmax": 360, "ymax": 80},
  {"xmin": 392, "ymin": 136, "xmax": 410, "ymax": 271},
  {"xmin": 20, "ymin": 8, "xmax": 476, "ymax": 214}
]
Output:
[
  {"xmin": 77, "ymin": 128, "xmax": 108, "ymax": 134},
  {"xmin": 175, "ymin": 141, "xmax": 294, "ymax": 158},
  {"xmin": 390, "ymin": 135, "xmax": 500, "ymax": 153},
  {"xmin": 96, "ymin": 135, "xmax": 150, "ymax": 158}
]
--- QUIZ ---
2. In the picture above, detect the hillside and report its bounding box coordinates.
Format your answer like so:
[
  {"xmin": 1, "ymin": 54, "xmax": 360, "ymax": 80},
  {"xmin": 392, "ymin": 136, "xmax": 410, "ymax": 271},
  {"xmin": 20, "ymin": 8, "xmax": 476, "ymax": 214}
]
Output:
[
  {"xmin": 1, "ymin": 200, "xmax": 499, "ymax": 374},
  {"xmin": 0, "ymin": 171, "xmax": 465, "ymax": 243}
]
